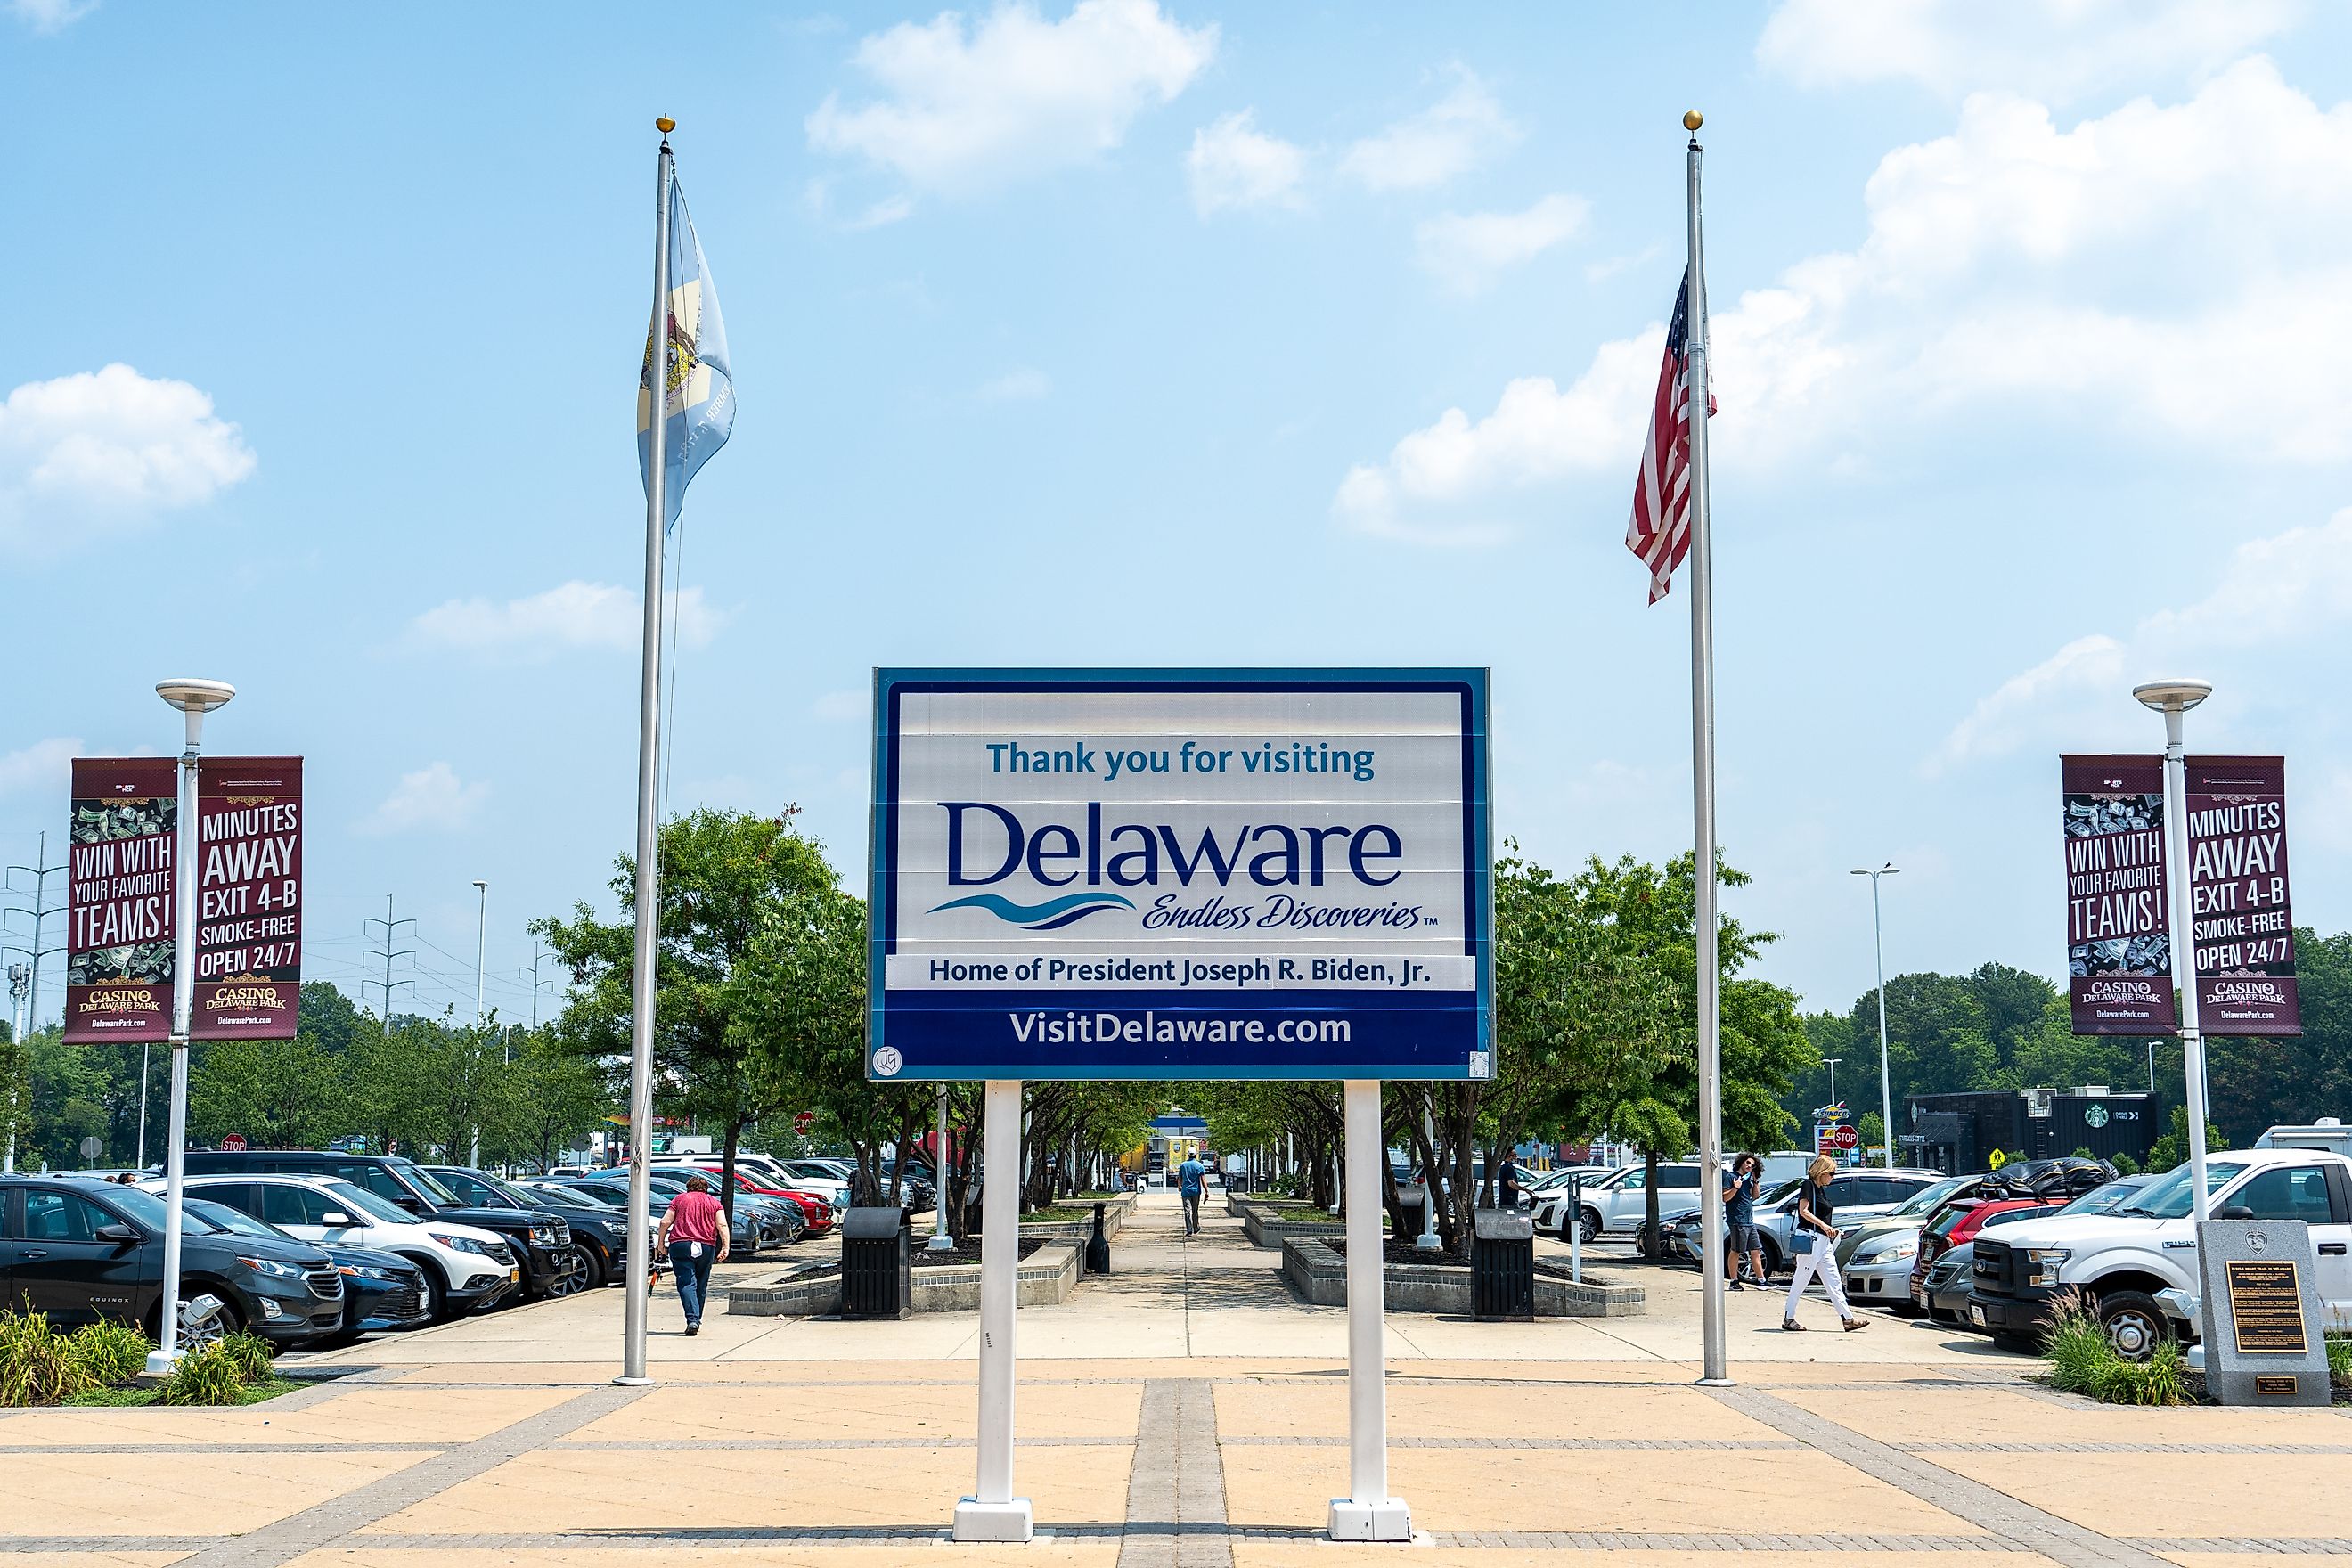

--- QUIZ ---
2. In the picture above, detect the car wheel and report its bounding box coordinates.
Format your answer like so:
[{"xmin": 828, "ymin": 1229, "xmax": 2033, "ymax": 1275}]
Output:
[
  {"xmin": 574, "ymin": 1245, "xmax": 608, "ymax": 1290},
  {"xmin": 1578, "ymin": 1208, "xmax": 1601, "ymax": 1244},
  {"xmin": 1758, "ymin": 1238, "xmax": 1781, "ymax": 1278},
  {"xmin": 150, "ymin": 1291, "xmax": 242, "ymax": 1351},
  {"xmin": 2095, "ymin": 1289, "xmax": 2172, "ymax": 1362},
  {"xmin": 405, "ymin": 1260, "xmax": 450, "ymax": 1321},
  {"xmin": 541, "ymin": 1250, "xmax": 592, "ymax": 1297}
]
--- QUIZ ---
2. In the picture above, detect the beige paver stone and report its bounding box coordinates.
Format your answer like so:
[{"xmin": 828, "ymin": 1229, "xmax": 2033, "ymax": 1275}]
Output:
[
  {"xmin": 0, "ymin": 1449, "xmax": 427, "ymax": 1536},
  {"xmin": 1932, "ymin": 1449, "xmax": 2352, "ymax": 1539},
  {"xmin": 1235, "ymin": 1552, "xmax": 2054, "ymax": 1568},
  {"xmin": 563, "ymin": 1378, "xmax": 1139, "ymax": 1443},
  {"xmin": 287, "ymin": 1549, "xmax": 1116, "ymax": 1568},
  {"xmin": 0, "ymin": 1555, "xmax": 193, "ymax": 1568},
  {"xmin": 1775, "ymin": 1383, "xmax": 2349, "ymax": 1446},
  {"xmin": 1213, "ymin": 1379, "xmax": 1781, "ymax": 1441}
]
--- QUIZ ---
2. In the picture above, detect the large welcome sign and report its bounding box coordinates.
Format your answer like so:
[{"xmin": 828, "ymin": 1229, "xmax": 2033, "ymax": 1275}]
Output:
[{"xmin": 870, "ymin": 670, "xmax": 1491, "ymax": 1080}]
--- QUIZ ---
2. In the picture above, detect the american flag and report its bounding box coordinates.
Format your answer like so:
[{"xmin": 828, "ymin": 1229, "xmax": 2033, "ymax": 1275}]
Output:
[{"xmin": 1625, "ymin": 270, "xmax": 1711, "ymax": 604}]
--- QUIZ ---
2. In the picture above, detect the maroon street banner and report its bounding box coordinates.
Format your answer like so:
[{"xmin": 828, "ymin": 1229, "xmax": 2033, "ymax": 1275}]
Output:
[
  {"xmin": 2062, "ymin": 755, "xmax": 2177, "ymax": 1035},
  {"xmin": 192, "ymin": 756, "xmax": 303, "ymax": 1040},
  {"xmin": 2185, "ymin": 755, "xmax": 2299, "ymax": 1035},
  {"xmin": 64, "ymin": 756, "xmax": 178, "ymax": 1044}
]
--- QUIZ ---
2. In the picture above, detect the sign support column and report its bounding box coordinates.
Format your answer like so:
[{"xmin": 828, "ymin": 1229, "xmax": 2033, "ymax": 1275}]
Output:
[
  {"xmin": 1330, "ymin": 1077, "xmax": 1409, "ymax": 1541},
  {"xmin": 956, "ymin": 1077, "xmax": 1032, "ymax": 1543}
]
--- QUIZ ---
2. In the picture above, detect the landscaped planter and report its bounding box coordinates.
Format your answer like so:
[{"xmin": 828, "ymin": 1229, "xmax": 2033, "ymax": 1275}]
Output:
[
  {"xmin": 723, "ymin": 1237, "xmax": 1086, "ymax": 1318},
  {"xmin": 1278, "ymin": 1236, "xmax": 1645, "ymax": 1318},
  {"xmin": 1013, "ymin": 1190, "xmax": 1138, "ymax": 1243},
  {"xmin": 1232, "ymin": 1196, "xmax": 1348, "ymax": 1249}
]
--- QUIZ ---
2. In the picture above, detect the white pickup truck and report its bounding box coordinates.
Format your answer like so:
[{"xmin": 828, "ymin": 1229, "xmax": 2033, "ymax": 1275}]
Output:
[{"xmin": 1967, "ymin": 1147, "xmax": 2352, "ymax": 1358}]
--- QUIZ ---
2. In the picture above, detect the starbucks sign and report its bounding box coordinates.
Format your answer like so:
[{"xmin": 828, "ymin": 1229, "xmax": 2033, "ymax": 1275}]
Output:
[{"xmin": 2085, "ymin": 1103, "xmax": 2111, "ymax": 1129}]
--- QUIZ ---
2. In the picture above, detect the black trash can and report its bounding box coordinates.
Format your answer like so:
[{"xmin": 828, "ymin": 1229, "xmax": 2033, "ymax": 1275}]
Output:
[
  {"xmin": 1471, "ymin": 1207, "xmax": 1536, "ymax": 1321},
  {"xmin": 1396, "ymin": 1183, "xmax": 1434, "ymax": 1246},
  {"xmin": 841, "ymin": 1206, "xmax": 914, "ymax": 1320}
]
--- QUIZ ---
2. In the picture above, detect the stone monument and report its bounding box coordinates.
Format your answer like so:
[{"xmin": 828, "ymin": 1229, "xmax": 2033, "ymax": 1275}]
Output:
[{"xmin": 2194, "ymin": 1219, "xmax": 2332, "ymax": 1408}]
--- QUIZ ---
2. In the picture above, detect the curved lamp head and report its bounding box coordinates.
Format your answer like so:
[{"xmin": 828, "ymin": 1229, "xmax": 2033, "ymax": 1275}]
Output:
[
  {"xmin": 2133, "ymin": 679, "xmax": 2211, "ymax": 714},
  {"xmin": 155, "ymin": 678, "xmax": 235, "ymax": 714}
]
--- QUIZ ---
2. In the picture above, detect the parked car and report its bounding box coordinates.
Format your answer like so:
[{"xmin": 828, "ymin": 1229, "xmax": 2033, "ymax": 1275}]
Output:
[
  {"xmin": 553, "ymin": 1172, "xmax": 782, "ymax": 1252},
  {"xmin": 1837, "ymin": 1175, "xmax": 1980, "ymax": 1310},
  {"xmin": 1666, "ymin": 1170, "xmax": 1948, "ymax": 1277},
  {"xmin": 148, "ymin": 1172, "xmax": 517, "ymax": 1321},
  {"xmin": 421, "ymin": 1165, "xmax": 631, "ymax": 1294},
  {"xmin": 661, "ymin": 1164, "xmax": 830, "ymax": 1237},
  {"xmin": 1921, "ymin": 1239, "xmax": 1980, "ymax": 1324},
  {"xmin": 0, "ymin": 1173, "xmax": 344, "ymax": 1349},
  {"xmin": 1534, "ymin": 1164, "xmax": 1695, "ymax": 1244},
  {"xmin": 183, "ymin": 1196, "xmax": 432, "ymax": 1345},
  {"xmin": 182, "ymin": 1150, "xmax": 573, "ymax": 1301},
  {"xmin": 1971, "ymin": 1147, "xmax": 2352, "ymax": 1358}
]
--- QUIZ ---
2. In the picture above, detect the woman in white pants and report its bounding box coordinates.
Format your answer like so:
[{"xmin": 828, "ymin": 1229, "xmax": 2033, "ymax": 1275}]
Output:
[{"xmin": 1784, "ymin": 1155, "xmax": 1867, "ymax": 1332}]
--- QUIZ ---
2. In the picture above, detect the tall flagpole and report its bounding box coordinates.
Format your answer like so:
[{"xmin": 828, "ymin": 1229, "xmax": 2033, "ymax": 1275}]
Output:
[
  {"xmin": 618, "ymin": 116, "xmax": 674, "ymax": 1388},
  {"xmin": 1684, "ymin": 110, "xmax": 1730, "ymax": 1390}
]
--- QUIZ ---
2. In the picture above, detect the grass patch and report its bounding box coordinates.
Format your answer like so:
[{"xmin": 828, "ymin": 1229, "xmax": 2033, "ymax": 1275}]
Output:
[
  {"xmin": 2328, "ymin": 1334, "xmax": 2349, "ymax": 1387},
  {"xmin": 0, "ymin": 1310, "xmax": 94, "ymax": 1407},
  {"xmin": 64, "ymin": 1377, "xmax": 301, "ymax": 1409}
]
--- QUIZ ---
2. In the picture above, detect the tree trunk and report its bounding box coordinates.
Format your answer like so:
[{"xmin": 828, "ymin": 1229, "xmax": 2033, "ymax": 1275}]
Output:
[
  {"xmin": 721, "ymin": 1118, "xmax": 744, "ymax": 1227},
  {"xmin": 1641, "ymin": 1147, "xmax": 1661, "ymax": 1260}
]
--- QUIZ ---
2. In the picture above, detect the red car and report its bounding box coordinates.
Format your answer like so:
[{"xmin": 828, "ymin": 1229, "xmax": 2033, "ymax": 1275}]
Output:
[
  {"xmin": 1908, "ymin": 1196, "xmax": 2063, "ymax": 1309},
  {"xmin": 677, "ymin": 1165, "xmax": 834, "ymax": 1237}
]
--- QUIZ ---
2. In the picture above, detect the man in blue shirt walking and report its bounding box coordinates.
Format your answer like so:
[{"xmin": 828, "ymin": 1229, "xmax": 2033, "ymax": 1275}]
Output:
[{"xmin": 1177, "ymin": 1152, "xmax": 1207, "ymax": 1236}]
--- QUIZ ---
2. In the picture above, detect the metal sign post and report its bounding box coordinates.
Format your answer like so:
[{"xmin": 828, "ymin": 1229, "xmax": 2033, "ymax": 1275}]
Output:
[
  {"xmin": 954, "ymin": 1079, "xmax": 1031, "ymax": 1541},
  {"xmin": 1331, "ymin": 1078, "xmax": 1409, "ymax": 1540}
]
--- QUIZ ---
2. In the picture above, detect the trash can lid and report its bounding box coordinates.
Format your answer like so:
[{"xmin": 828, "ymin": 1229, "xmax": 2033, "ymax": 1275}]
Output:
[
  {"xmin": 1473, "ymin": 1208, "xmax": 1534, "ymax": 1240},
  {"xmin": 843, "ymin": 1206, "xmax": 910, "ymax": 1239}
]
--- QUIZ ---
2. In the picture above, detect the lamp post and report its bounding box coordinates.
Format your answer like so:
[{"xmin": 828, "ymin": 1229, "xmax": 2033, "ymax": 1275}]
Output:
[
  {"xmin": 149, "ymin": 677, "xmax": 234, "ymax": 1375},
  {"xmin": 2136, "ymin": 678, "xmax": 2215, "ymax": 1223},
  {"xmin": 470, "ymin": 879, "xmax": 489, "ymax": 1166},
  {"xmin": 1850, "ymin": 863, "xmax": 1899, "ymax": 1171},
  {"xmin": 930, "ymin": 1082, "xmax": 955, "ymax": 1251},
  {"xmin": 1821, "ymin": 1058, "xmax": 1840, "ymax": 1108}
]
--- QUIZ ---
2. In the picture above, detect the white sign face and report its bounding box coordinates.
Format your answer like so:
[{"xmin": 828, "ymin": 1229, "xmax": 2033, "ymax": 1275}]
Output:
[{"xmin": 869, "ymin": 671, "xmax": 1491, "ymax": 1080}]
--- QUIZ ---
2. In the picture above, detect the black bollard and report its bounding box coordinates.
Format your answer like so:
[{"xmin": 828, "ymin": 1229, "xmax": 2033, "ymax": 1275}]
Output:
[{"xmin": 1086, "ymin": 1199, "xmax": 1111, "ymax": 1276}]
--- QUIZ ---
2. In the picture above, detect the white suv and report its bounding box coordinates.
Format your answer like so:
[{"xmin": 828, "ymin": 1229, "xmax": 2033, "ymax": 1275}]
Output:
[
  {"xmin": 1533, "ymin": 1163, "xmax": 1704, "ymax": 1244},
  {"xmin": 158, "ymin": 1173, "xmax": 519, "ymax": 1320},
  {"xmin": 1970, "ymin": 1148, "xmax": 2352, "ymax": 1357}
]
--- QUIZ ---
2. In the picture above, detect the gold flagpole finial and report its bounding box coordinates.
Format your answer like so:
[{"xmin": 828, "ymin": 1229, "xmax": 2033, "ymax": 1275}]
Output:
[
  {"xmin": 656, "ymin": 117, "xmax": 676, "ymax": 135},
  {"xmin": 1683, "ymin": 110, "xmax": 1703, "ymax": 131}
]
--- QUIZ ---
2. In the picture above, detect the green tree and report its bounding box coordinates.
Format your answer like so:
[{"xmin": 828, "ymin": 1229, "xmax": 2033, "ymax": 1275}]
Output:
[
  {"xmin": 188, "ymin": 1033, "xmax": 347, "ymax": 1150},
  {"xmin": 2206, "ymin": 927, "xmax": 2350, "ymax": 1141},
  {"xmin": 508, "ymin": 1026, "xmax": 614, "ymax": 1170},
  {"xmin": 2144, "ymin": 1104, "xmax": 2225, "ymax": 1172},
  {"xmin": 538, "ymin": 807, "xmax": 845, "ymax": 1216}
]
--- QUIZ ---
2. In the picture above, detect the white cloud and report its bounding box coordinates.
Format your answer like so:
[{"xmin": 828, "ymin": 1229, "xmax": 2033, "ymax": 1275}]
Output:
[
  {"xmin": 0, "ymin": 364, "xmax": 255, "ymax": 549},
  {"xmin": 1929, "ymin": 634, "xmax": 2126, "ymax": 774},
  {"xmin": 409, "ymin": 581, "xmax": 728, "ymax": 660},
  {"xmin": 806, "ymin": 0, "xmax": 1216, "ymax": 198},
  {"xmin": 1186, "ymin": 110, "xmax": 1307, "ymax": 216},
  {"xmin": 1337, "ymin": 61, "xmax": 2352, "ymax": 542},
  {"xmin": 1413, "ymin": 192, "xmax": 1588, "ymax": 295},
  {"xmin": 1339, "ymin": 67, "xmax": 1519, "ymax": 192},
  {"xmin": 1759, "ymin": 0, "xmax": 2301, "ymax": 100},
  {"xmin": 0, "ymin": 738, "xmax": 81, "ymax": 799},
  {"xmin": 812, "ymin": 689, "xmax": 867, "ymax": 721},
  {"xmin": 979, "ymin": 368, "xmax": 1051, "ymax": 402},
  {"xmin": 360, "ymin": 763, "xmax": 488, "ymax": 837},
  {"xmin": 8, "ymin": 0, "xmax": 96, "ymax": 34},
  {"xmin": 1933, "ymin": 508, "xmax": 2352, "ymax": 771}
]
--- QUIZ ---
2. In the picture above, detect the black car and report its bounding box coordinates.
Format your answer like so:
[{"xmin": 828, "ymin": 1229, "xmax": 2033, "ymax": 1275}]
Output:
[
  {"xmin": 421, "ymin": 1166, "xmax": 625, "ymax": 1293},
  {"xmin": 552, "ymin": 1172, "xmax": 774, "ymax": 1253},
  {"xmin": 184, "ymin": 1196, "xmax": 432, "ymax": 1345},
  {"xmin": 0, "ymin": 1174, "xmax": 345, "ymax": 1349},
  {"xmin": 182, "ymin": 1150, "xmax": 572, "ymax": 1300}
]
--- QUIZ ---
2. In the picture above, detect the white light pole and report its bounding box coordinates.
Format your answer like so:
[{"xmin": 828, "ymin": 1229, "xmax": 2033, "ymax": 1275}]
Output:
[
  {"xmin": 1415, "ymin": 1092, "xmax": 1441, "ymax": 1252},
  {"xmin": 470, "ymin": 878, "xmax": 488, "ymax": 1168},
  {"xmin": 150, "ymin": 677, "xmax": 234, "ymax": 1375},
  {"xmin": 930, "ymin": 1082, "xmax": 955, "ymax": 1252},
  {"xmin": 4, "ymin": 961, "xmax": 27, "ymax": 1172},
  {"xmin": 1850, "ymin": 863, "xmax": 1899, "ymax": 1171},
  {"xmin": 2136, "ymin": 678, "xmax": 2215, "ymax": 1223},
  {"xmin": 1821, "ymin": 1058, "xmax": 1840, "ymax": 1108}
]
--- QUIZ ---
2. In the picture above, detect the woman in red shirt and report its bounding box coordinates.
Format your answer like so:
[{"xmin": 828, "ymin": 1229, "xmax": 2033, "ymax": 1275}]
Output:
[{"xmin": 656, "ymin": 1174, "xmax": 730, "ymax": 1335}]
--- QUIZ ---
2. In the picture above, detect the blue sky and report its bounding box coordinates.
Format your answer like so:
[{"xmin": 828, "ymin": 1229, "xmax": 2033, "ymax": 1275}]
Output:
[{"xmin": 5, "ymin": 0, "xmax": 2350, "ymax": 1029}]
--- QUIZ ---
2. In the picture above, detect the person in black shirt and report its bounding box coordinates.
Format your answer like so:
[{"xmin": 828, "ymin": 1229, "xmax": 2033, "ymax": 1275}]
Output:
[
  {"xmin": 1783, "ymin": 1155, "xmax": 1866, "ymax": 1332},
  {"xmin": 1722, "ymin": 1153, "xmax": 1763, "ymax": 1289}
]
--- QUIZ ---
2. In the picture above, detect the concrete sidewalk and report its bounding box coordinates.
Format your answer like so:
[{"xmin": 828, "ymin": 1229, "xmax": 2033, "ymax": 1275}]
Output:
[{"xmin": 4, "ymin": 1190, "xmax": 2345, "ymax": 1565}]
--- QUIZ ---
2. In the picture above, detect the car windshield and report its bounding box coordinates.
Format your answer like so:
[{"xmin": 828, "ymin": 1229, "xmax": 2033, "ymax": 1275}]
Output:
[
  {"xmin": 1764, "ymin": 1178, "xmax": 1807, "ymax": 1206},
  {"xmin": 108, "ymin": 1183, "xmax": 221, "ymax": 1235},
  {"xmin": 320, "ymin": 1179, "xmax": 418, "ymax": 1226},
  {"xmin": 538, "ymin": 1184, "xmax": 618, "ymax": 1210},
  {"xmin": 187, "ymin": 1197, "xmax": 281, "ymax": 1239},
  {"xmin": 2120, "ymin": 1162, "xmax": 2247, "ymax": 1219},
  {"xmin": 1891, "ymin": 1176, "xmax": 1969, "ymax": 1217},
  {"xmin": 395, "ymin": 1162, "xmax": 464, "ymax": 1206},
  {"xmin": 2061, "ymin": 1178, "xmax": 2150, "ymax": 1216},
  {"xmin": 478, "ymin": 1174, "xmax": 552, "ymax": 1209}
]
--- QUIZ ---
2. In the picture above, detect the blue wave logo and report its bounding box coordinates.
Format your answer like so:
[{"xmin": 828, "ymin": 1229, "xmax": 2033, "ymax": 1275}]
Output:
[{"xmin": 928, "ymin": 891, "xmax": 1134, "ymax": 930}]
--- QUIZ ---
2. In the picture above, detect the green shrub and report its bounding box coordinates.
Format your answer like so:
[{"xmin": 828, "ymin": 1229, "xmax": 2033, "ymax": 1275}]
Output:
[
  {"xmin": 0, "ymin": 1309, "xmax": 97, "ymax": 1407},
  {"xmin": 2043, "ymin": 1290, "xmax": 2186, "ymax": 1405},
  {"xmin": 67, "ymin": 1320, "xmax": 151, "ymax": 1387},
  {"xmin": 216, "ymin": 1331, "xmax": 275, "ymax": 1385},
  {"xmin": 159, "ymin": 1343, "xmax": 247, "ymax": 1407},
  {"xmin": 2327, "ymin": 1334, "xmax": 2349, "ymax": 1386},
  {"xmin": 2111, "ymin": 1153, "xmax": 2140, "ymax": 1177}
]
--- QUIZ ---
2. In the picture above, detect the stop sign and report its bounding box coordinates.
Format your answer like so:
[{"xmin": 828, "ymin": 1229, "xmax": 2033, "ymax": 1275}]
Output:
[
  {"xmin": 221, "ymin": 1133, "xmax": 248, "ymax": 1153},
  {"xmin": 1826, "ymin": 1124, "xmax": 1858, "ymax": 1151},
  {"xmin": 793, "ymin": 1110, "xmax": 814, "ymax": 1135}
]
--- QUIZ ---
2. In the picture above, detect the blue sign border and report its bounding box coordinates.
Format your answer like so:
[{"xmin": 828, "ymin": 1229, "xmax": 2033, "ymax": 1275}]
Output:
[{"xmin": 867, "ymin": 667, "xmax": 1492, "ymax": 1081}]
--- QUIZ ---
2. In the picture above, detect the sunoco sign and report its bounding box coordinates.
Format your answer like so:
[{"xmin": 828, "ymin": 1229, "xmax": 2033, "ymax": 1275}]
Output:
[{"xmin": 868, "ymin": 670, "xmax": 1492, "ymax": 1080}]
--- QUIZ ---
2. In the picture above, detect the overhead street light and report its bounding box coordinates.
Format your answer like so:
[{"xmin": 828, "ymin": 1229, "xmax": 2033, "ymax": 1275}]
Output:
[
  {"xmin": 2135, "ymin": 678, "xmax": 2215, "ymax": 1222},
  {"xmin": 1850, "ymin": 863, "xmax": 1899, "ymax": 1172}
]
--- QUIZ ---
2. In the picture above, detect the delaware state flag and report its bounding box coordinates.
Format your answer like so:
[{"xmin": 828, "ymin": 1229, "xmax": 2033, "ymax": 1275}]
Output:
[{"xmin": 637, "ymin": 175, "xmax": 734, "ymax": 531}]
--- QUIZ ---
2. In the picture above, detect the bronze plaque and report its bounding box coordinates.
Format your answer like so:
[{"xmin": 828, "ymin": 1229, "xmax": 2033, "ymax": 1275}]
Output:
[
  {"xmin": 2254, "ymin": 1374, "xmax": 2300, "ymax": 1396},
  {"xmin": 2225, "ymin": 1259, "xmax": 2309, "ymax": 1354}
]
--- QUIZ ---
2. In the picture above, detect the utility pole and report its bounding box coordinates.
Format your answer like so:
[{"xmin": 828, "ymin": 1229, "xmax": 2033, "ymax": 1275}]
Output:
[
  {"xmin": 471, "ymin": 879, "xmax": 488, "ymax": 1166},
  {"xmin": 3, "ymin": 831, "xmax": 68, "ymax": 1041},
  {"xmin": 4, "ymin": 961, "xmax": 28, "ymax": 1172},
  {"xmin": 361, "ymin": 894, "xmax": 417, "ymax": 1022},
  {"xmin": 519, "ymin": 947, "xmax": 553, "ymax": 1030}
]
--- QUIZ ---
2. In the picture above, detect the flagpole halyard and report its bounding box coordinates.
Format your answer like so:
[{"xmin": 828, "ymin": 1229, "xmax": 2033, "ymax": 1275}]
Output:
[
  {"xmin": 619, "ymin": 120, "xmax": 674, "ymax": 1390},
  {"xmin": 1683, "ymin": 111, "xmax": 1732, "ymax": 1391}
]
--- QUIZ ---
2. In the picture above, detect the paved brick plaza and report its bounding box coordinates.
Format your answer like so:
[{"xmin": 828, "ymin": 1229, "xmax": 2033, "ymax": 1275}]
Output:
[{"xmin": 2, "ymin": 1192, "xmax": 2345, "ymax": 1565}]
